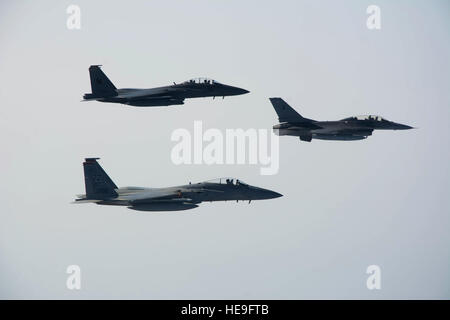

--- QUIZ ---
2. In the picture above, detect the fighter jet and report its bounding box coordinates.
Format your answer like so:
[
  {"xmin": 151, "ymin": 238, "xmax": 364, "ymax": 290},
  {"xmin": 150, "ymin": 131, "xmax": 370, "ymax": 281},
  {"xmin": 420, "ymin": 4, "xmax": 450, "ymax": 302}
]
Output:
[
  {"xmin": 74, "ymin": 158, "xmax": 282, "ymax": 211},
  {"xmin": 269, "ymin": 98, "xmax": 413, "ymax": 142},
  {"xmin": 82, "ymin": 65, "xmax": 249, "ymax": 107}
]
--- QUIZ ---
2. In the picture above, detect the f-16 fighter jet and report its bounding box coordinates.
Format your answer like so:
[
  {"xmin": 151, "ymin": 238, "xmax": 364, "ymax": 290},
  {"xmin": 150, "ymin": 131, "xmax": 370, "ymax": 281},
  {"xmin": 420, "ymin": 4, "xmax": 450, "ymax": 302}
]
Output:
[
  {"xmin": 74, "ymin": 158, "xmax": 282, "ymax": 211},
  {"xmin": 269, "ymin": 98, "xmax": 413, "ymax": 142},
  {"xmin": 83, "ymin": 65, "xmax": 249, "ymax": 107}
]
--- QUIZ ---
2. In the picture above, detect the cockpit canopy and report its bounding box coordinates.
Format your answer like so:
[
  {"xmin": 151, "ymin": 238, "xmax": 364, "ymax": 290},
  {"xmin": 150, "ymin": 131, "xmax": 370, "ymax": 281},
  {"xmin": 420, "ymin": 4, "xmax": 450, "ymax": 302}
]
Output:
[
  {"xmin": 183, "ymin": 77, "xmax": 220, "ymax": 85},
  {"xmin": 341, "ymin": 115, "xmax": 387, "ymax": 121},
  {"xmin": 204, "ymin": 178, "xmax": 248, "ymax": 186}
]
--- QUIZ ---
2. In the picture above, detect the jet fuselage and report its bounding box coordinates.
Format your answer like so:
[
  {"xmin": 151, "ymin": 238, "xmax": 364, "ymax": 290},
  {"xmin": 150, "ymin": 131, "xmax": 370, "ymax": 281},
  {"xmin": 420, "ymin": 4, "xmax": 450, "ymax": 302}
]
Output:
[
  {"xmin": 75, "ymin": 159, "xmax": 281, "ymax": 211},
  {"xmin": 270, "ymin": 98, "xmax": 413, "ymax": 142},
  {"xmin": 83, "ymin": 66, "xmax": 249, "ymax": 107}
]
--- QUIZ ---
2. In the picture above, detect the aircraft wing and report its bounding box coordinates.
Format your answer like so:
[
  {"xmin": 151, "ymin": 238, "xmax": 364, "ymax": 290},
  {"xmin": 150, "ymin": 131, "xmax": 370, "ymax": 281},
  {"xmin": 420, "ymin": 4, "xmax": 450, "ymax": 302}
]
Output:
[
  {"xmin": 274, "ymin": 127, "xmax": 313, "ymax": 137},
  {"xmin": 119, "ymin": 189, "xmax": 191, "ymax": 204},
  {"xmin": 117, "ymin": 87, "xmax": 184, "ymax": 100},
  {"xmin": 119, "ymin": 189, "xmax": 178, "ymax": 201},
  {"xmin": 120, "ymin": 187, "xmax": 226, "ymax": 205},
  {"xmin": 321, "ymin": 128, "xmax": 374, "ymax": 136},
  {"xmin": 196, "ymin": 188, "xmax": 225, "ymax": 193}
]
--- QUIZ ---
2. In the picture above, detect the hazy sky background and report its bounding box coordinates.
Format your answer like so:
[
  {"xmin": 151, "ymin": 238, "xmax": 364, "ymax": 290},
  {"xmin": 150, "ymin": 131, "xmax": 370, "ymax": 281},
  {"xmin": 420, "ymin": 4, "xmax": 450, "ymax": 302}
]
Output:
[{"xmin": 0, "ymin": 0, "xmax": 449, "ymax": 299}]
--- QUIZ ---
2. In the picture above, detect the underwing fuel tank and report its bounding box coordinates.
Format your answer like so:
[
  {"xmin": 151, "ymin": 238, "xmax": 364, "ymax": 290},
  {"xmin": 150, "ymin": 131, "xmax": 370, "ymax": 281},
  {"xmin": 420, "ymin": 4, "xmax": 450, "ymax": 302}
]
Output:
[
  {"xmin": 125, "ymin": 99, "xmax": 184, "ymax": 107},
  {"xmin": 128, "ymin": 203, "xmax": 199, "ymax": 211}
]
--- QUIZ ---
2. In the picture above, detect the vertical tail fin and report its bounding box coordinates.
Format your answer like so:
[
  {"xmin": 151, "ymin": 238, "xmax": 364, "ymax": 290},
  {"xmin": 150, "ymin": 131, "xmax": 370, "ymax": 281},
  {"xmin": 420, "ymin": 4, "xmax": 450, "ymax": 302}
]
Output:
[
  {"xmin": 86, "ymin": 65, "xmax": 117, "ymax": 98},
  {"xmin": 269, "ymin": 98, "xmax": 314, "ymax": 123},
  {"xmin": 83, "ymin": 158, "xmax": 118, "ymax": 199}
]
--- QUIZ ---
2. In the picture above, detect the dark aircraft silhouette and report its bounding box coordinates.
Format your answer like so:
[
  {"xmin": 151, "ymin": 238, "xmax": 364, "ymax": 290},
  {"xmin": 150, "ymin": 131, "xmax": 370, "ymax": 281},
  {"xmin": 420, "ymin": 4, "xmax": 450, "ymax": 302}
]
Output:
[
  {"xmin": 74, "ymin": 158, "xmax": 282, "ymax": 211},
  {"xmin": 269, "ymin": 98, "xmax": 413, "ymax": 142},
  {"xmin": 83, "ymin": 65, "xmax": 249, "ymax": 107}
]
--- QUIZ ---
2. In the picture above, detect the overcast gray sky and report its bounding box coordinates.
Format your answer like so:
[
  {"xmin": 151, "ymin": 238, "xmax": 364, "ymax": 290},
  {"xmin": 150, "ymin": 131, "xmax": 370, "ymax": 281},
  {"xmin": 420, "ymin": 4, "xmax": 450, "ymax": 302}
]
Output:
[{"xmin": 0, "ymin": 0, "xmax": 449, "ymax": 299}]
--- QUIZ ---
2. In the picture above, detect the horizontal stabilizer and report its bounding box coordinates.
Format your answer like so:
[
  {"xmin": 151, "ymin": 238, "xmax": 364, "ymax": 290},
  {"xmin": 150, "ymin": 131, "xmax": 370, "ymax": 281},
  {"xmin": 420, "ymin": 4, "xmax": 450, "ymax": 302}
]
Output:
[
  {"xmin": 71, "ymin": 199, "xmax": 102, "ymax": 204},
  {"xmin": 81, "ymin": 97, "xmax": 101, "ymax": 102}
]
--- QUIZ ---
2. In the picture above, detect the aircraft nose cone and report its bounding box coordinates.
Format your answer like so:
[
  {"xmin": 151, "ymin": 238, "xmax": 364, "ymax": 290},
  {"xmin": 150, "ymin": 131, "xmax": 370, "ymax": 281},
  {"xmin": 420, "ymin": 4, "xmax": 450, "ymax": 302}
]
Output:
[
  {"xmin": 395, "ymin": 123, "xmax": 414, "ymax": 130},
  {"xmin": 267, "ymin": 190, "xmax": 283, "ymax": 199},
  {"xmin": 226, "ymin": 85, "xmax": 249, "ymax": 95},
  {"xmin": 235, "ymin": 87, "xmax": 249, "ymax": 95},
  {"xmin": 248, "ymin": 186, "xmax": 282, "ymax": 200}
]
